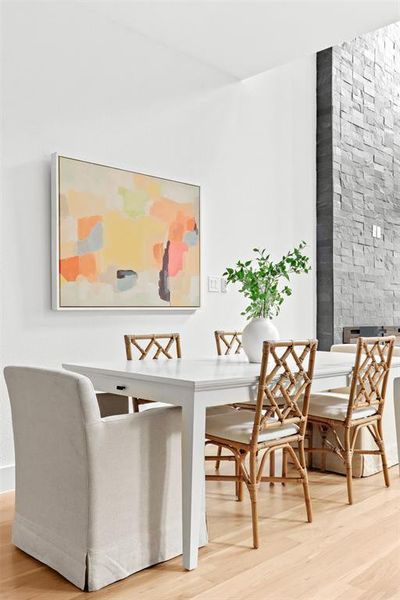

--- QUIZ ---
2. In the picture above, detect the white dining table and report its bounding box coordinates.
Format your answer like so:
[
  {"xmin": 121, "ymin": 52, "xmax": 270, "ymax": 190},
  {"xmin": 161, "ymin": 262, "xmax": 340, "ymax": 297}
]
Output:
[{"xmin": 63, "ymin": 351, "xmax": 400, "ymax": 570}]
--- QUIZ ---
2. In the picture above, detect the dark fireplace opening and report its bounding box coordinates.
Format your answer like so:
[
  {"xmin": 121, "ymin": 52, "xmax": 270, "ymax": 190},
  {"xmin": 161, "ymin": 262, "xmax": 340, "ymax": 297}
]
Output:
[{"xmin": 343, "ymin": 326, "xmax": 400, "ymax": 345}]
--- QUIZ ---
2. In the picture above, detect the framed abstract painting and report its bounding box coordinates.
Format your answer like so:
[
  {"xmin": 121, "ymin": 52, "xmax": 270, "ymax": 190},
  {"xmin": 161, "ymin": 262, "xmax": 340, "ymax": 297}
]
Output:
[{"xmin": 51, "ymin": 154, "xmax": 200, "ymax": 310}]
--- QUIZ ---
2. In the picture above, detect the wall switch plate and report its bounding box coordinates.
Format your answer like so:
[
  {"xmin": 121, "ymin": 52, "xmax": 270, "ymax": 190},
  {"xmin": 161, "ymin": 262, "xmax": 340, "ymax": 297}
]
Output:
[
  {"xmin": 220, "ymin": 277, "xmax": 228, "ymax": 293},
  {"xmin": 208, "ymin": 276, "xmax": 220, "ymax": 292},
  {"xmin": 372, "ymin": 225, "xmax": 382, "ymax": 239}
]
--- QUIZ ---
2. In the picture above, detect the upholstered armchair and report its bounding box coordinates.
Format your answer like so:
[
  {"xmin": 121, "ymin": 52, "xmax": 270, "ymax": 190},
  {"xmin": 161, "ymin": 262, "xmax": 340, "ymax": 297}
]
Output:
[{"xmin": 4, "ymin": 367, "xmax": 207, "ymax": 591}]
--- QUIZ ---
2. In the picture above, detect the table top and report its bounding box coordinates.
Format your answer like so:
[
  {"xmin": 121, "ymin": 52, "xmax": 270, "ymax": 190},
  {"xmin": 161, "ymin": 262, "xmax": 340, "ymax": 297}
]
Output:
[{"xmin": 64, "ymin": 351, "xmax": 400, "ymax": 391}]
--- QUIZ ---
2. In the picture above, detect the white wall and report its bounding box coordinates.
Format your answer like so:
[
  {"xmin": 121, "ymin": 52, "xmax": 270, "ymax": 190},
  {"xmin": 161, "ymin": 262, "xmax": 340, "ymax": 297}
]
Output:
[{"xmin": 0, "ymin": 1, "xmax": 316, "ymax": 490}]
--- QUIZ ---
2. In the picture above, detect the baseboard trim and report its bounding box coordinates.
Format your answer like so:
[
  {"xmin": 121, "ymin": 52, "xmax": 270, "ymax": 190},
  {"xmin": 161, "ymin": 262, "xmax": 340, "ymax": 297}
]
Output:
[{"xmin": 0, "ymin": 464, "xmax": 15, "ymax": 492}]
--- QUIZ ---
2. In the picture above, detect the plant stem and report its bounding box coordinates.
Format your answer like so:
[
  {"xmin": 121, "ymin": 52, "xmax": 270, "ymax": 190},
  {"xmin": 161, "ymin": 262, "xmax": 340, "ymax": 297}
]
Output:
[{"xmin": 262, "ymin": 281, "xmax": 268, "ymax": 318}]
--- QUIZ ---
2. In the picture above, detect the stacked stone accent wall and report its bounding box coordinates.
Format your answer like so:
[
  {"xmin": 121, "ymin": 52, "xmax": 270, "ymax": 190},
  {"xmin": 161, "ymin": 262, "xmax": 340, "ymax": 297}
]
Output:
[{"xmin": 317, "ymin": 23, "xmax": 400, "ymax": 349}]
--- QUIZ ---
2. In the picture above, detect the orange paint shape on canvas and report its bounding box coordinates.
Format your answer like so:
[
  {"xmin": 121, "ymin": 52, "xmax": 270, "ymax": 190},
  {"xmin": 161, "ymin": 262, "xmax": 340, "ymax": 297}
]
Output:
[
  {"xmin": 169, "ymin": 220, "xmax": 185, "ymax": 242},
  {"xmin": 186, "ymin": 217, "xmax": 196, "ymax": 231},
  {"xmin": 153, "ymin": 242, "xmax": 164, "ymax": 266},
  {"xmin": 79, "ymin": 253, "xmax": 97, "ymax": 280},
  {"xmin": 78, "ymin": 215, "xmax": 102, "ymax": 240},
  {"xmin": 60, "ymin": 256, "xmax": 79, "ymax": 281},
  {"xmin": 60, "ymin": 254, "xmax": 97, "ymax": 281},
  {"xmin": 150, "ymin": 198, "xmax": 193, "ymax": 225}
]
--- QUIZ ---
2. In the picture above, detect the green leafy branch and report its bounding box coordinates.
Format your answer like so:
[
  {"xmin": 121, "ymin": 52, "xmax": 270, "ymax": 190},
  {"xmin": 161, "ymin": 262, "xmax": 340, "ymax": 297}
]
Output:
[{"xmin": 223, "ymin": 241, "xmax": 311, "ymax": 321}]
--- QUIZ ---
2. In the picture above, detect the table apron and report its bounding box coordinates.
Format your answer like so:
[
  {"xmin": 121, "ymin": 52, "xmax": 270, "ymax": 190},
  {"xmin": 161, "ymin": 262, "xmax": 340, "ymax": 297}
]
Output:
[{"xmin": 82, "ymin": 371, "xmax": 351, "ymax": 407}]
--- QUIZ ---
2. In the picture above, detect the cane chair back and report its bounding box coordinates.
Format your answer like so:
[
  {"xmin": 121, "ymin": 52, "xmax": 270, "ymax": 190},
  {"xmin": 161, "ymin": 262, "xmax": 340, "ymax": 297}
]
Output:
[
  {"xmin": 251, "ymin": 340, "xmax": 317, "ymax": 447},
  {"xmin": 124, "ymin": 333, "xmax": 181, "ymax": 412},
  {"xmin": 347, "ymin": 336, "xmax": 395, "ymax": 421},
  {"xmin": 124, "ymin": 333, "xmax": 182, "ymax": 361},
  {"xmin": 214, "ymin": 331, "xmax": 242, "ymax": 356}
]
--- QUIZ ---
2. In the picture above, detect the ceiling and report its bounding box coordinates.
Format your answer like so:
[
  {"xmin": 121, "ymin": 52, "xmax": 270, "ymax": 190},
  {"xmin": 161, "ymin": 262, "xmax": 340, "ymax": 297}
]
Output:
[{"xmin": 88, "ymin": 0, "xmax": 400, "ymax": 80}]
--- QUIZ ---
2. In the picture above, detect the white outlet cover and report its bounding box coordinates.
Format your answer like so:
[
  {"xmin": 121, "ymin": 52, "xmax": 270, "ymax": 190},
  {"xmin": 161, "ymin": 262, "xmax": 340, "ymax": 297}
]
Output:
[{"xmin": 220, "ymin": 277, "xmax": 228, "ymax": 293}]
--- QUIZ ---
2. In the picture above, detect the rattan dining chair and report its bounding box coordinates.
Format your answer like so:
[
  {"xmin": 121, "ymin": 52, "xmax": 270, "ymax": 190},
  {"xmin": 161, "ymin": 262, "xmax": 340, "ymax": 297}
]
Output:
[
  {"xmin": 214, "ymin": 330, "xmax": 243, "ymax": 356},
  {"xmin": 214, "ymin": 330, "xmax": 312, "ymax": 479},
  {"xmin": 124, "ymin": 333, "xmax": 181, "ymax": 412},
  {"xmin": 305, "ymin": 336, "xmax": 395, "ymax": 504},
  {"xmin": 206, "ymin": 339, "xmax": 317, "ymax": 548},
  {"xmin": 211, "ymin": 331, "xmax": 243, "ymax": 472}
]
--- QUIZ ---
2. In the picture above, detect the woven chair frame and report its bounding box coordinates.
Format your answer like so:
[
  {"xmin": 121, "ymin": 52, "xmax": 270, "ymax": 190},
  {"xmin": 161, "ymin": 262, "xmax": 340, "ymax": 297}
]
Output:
[
  {"xmin": 205, "ymin": 339, "xmax": 318, "ymax": 548},
  {"xmin": 214, "ymin": 331, "xmax": 243, "ymax": 356},
  {"xmin": 124, "ymin": 333, "xmax": 181, "ymax": 412},
  {"xmin": 346, "ymin": 336, "xmax": 395, "ymax": 419},
  {"xmin": 306, "ymin": 336, "xmax": 395, "ymax": 504},
  {"xmin": 124, "ymin": 333, "xmax": 182, "ymax": 360},
  {"xmin": 250, "ymin": 340, "xmax": 317, "ymax": 446}
]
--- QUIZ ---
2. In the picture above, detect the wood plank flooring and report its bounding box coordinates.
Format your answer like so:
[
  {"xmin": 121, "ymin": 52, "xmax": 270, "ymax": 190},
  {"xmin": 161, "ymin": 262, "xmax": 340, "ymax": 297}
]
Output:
[{"xmin": 1, "ymin": 463, "xmax": 399, "ymax": 600}]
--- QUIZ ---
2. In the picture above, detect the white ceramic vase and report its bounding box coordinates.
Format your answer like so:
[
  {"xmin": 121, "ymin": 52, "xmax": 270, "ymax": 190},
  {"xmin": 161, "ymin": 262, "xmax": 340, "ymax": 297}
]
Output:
[{"xmin": 242, "ymin": 317, "xmax": 279, "ymax": 363}]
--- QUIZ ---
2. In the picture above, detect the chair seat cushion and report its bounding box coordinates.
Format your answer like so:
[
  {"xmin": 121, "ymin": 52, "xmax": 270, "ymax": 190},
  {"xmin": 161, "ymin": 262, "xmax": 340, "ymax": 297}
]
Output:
[
  {"xmin": 206, "ymin": 405, "xmax": 238, "ymax": 417},
  {"xmin": 306, "ymin": 392, "xmax": 377, "ymax": 421},
  {"xmin": 206, "ymin": 409, "xmax": 299, "ymax": 445}
]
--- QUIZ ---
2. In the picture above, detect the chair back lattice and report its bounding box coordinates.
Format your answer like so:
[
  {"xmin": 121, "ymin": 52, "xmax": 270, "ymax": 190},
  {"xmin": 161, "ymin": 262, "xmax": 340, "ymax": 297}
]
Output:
[
  {"xmin": 347, "ymin": 336, "xmax": 395, "ymax": 420},
  {"xmin": 124, "ymin": 333, "xmax": 182, "ymax": 360},
  {"xmin": 215, "ymin": 330, "xmax": 243, "ymax": 356},
  {"xmin": 251, "ymin": 340, "xmax": 318, "ymax": 447}
]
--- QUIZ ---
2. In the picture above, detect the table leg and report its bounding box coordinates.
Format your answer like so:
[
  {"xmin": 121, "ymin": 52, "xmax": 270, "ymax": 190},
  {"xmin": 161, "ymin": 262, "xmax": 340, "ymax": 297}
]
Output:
[{"xmin": 181, "ymin": 398, "xmax": 206, "ymax": 570}]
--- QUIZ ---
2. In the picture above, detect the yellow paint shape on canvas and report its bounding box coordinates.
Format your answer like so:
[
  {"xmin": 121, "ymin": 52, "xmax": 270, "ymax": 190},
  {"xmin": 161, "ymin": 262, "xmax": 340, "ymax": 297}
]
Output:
[
  {"xmin": 170, "ymin": 271, "xmax": 191, "ymax": 305},
  {"xmin": 102, "ymin": 211, "xmax": 165, "ymax": 271},
  {"xmin": 183, "ymin": 243, "xmax": 199, "ymax": 274},
  {"xmin": 59, "ymin": 194, "xmax": 70, "ymax": 218},
  {"xmin": 59, "ymin": 241, "xmax": 77, "ymax": 259},
  {"xmin": 66, "ymin": 190, "xmax": 107, "ymax": 218},
  {"xmin": 147, "ymin": 182, "xmax": 161, "ymax": 200}
]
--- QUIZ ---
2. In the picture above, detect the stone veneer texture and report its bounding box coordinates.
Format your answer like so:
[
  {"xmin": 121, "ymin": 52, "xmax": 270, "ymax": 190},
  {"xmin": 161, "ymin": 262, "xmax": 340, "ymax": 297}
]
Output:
[{"xmin": 317, "ymin": 23, "xmax": 400, "ymax": 349}]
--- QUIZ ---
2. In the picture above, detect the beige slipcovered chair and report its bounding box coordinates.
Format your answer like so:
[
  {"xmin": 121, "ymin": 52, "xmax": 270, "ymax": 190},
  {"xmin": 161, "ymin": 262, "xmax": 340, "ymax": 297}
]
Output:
[{"xmin": 4, "ymin": 366, "xmax": 207, "ymax": 591}]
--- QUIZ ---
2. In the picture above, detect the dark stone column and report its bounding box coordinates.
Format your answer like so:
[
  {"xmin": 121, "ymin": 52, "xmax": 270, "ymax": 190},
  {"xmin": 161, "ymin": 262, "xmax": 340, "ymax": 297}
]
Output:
[{"xmin": 316, "ymin": 23, "xmax": 400, "ymax": 350}]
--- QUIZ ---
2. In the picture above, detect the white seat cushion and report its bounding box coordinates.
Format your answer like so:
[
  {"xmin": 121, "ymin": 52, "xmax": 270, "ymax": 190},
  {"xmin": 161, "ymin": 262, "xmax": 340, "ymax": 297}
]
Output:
[
  {"xmin": 206, "ymin": 409, "xmax": 299, "ymax": 445},
  {"xmin": 306, "ymin": 392, "xmax": 377, "ymax": 421},
  {"xmin": 206, "ymin": 405, "xmax": 238, "ymax": 417},
  {"xmin": 330, "ymin": 344, "xmax": 400, "ymax": 357}
]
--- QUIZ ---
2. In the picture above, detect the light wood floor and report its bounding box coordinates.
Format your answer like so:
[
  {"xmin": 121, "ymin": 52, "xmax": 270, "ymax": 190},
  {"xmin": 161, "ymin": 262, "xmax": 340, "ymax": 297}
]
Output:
[{"xmin": 1, "ymin": 463, "xmax": 399, "ymax": 600}]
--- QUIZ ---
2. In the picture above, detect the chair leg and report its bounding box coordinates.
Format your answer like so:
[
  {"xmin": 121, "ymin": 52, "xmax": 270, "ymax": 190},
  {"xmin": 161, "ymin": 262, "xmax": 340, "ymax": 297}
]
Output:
[
  {"xmin": 307, "ymin": 424, "xmax": 313, "ymax": 469},
  {"xmin": 215, "ymin": 446, "xmax": 222, "ymax": 470},
  {"xmin": 269, "ymin": 450, "xmax": 275, "ymax": 486},
  {"xmin": 249, "ymin": 452, "xmax": 259, "ymax": 549},
  {"xmin": 320, "ymin": 425, "xmax": 328, "ymax": 472},
  {"xmin": 282, "ymin": 448, "xmax": 288, "ymax": 486},
  {"xmin": 235, "ymin": 457, "xmax": 243, "ymax": 501},
  {"xmin": 376, "ymin": 421, "xmax": 390, "ymax": 488},
  {"xmin": 344, "ymin": 427, "xmax": 353, "ymax": 505},
  {"xmin": 297, "ymin": 440, "xmax": 313, "ymax": 523},
  {"xmin": 237, "ymin": 455, "xmax": 243, "ymax": 501}
]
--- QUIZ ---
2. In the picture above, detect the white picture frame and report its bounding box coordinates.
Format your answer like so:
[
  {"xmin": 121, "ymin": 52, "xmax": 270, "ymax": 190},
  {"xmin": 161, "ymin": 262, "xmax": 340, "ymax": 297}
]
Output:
[{"xmin": 51, "ymin": 153, "xmax": 201, "ymax": 311}]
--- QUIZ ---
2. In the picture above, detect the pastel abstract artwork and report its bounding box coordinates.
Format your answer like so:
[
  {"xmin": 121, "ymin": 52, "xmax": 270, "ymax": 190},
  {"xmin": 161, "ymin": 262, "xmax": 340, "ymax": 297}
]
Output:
[{"xmin": 54, "ymin": 156, "xmax": 200, "ymax": 308}]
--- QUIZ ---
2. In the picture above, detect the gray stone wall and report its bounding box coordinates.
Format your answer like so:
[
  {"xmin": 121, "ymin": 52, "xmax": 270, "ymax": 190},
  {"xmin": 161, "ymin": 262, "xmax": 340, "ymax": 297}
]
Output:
[{"xmin": 317, "ymin": 23, "xmax": 400, "ymax": 349}]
